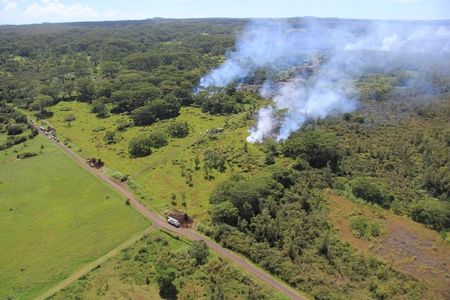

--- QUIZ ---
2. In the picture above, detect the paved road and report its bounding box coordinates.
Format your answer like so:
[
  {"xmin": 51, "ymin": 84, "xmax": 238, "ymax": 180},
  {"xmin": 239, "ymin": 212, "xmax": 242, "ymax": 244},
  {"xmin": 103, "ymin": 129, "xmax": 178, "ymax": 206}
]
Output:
[{"xmin": 39, "ymin": 130, "xmax": 306, "ymax": 300}]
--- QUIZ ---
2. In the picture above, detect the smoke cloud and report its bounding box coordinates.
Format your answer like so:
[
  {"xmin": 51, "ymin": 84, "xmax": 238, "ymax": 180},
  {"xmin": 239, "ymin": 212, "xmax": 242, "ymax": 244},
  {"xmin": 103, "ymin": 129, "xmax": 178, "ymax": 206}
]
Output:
[{"xmin": 198, "ymin": 19, "xmax": 450, "ymax": 143}]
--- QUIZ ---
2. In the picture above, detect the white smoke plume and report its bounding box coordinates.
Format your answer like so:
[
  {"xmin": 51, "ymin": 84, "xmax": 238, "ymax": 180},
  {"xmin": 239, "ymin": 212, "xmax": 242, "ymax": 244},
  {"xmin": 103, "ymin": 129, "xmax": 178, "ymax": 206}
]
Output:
[{"xmin": 198, "ymin": 19, "xmax": 450, "ymax": 143}]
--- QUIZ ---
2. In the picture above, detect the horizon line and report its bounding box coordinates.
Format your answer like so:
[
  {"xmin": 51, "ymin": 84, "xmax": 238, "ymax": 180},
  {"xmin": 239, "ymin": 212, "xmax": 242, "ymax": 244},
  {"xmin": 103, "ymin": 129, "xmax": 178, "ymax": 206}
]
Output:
[{"xmin": 2, "ymin": 16, "xmax": 450, "ymax": 27}]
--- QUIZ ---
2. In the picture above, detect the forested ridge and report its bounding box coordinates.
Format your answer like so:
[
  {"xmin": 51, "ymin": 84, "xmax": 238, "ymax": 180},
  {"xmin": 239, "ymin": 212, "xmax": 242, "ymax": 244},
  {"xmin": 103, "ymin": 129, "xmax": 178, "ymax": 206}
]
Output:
[{"xmin": 1, "ymin": 18, "xmax": 449, "ymax": 299}]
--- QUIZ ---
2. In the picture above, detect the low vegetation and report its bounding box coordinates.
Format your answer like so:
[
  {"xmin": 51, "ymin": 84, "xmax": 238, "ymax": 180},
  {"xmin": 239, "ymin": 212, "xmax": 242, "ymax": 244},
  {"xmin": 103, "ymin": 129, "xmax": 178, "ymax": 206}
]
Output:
[{"xmin": 53, "ymin": 230, "xmax": 287, "ymax": 300}]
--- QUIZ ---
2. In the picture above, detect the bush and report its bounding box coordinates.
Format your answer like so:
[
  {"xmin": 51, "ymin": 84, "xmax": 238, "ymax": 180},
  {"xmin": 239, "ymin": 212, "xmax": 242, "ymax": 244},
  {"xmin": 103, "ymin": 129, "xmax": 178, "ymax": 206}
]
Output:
[
  {"xmin": 16, "ymin": 152, "xmax": 37, "ymax": 159},
  {"xmin": 116, "ymin": 119, "xmax": 132, "ymax": 131},
  {"xmin": 350, "ymin": 216, "xmax": 382, "ymax": 239},
  {"xmin": 91, "ymin": 98, "xmax": 109, "ymax": 118},
  {"xmin": 167, "ymin": 122, "xmax": 190, "ymax": 138},
  {"xmin": 148, "ymin": 132, "xmax": 168, "ymax": 148},
  {"xmin": 411, "ymin": 198, "xmax": 450, "ymax": 231},
  {"xmin": 351, "ymin": 177, "xmax": 394, "ymax": 208},
  {"xmin": 7, "ymin": 124, "xmax": 24, "ymax": 135},
  {"xmin": 128, "ymin": 135, "xmax": 152, "ymax": 157},
  {"xmin": 282, "ymin": 130, "xmax": 341, "ymax": 171},
  {"xmin": 111, "ymin": 171, "xmax": 128, "ymax": 181},
  {"xmin": 104, "ymin": 131, "xmax": 118, "ymax": 144},
  {"xmin": 204, "ymin": 149, "xmax": 226, "ymax": 172},
  {"xmin": 188, "ymin": 240, "xmax": 209, "ymax": 266}
]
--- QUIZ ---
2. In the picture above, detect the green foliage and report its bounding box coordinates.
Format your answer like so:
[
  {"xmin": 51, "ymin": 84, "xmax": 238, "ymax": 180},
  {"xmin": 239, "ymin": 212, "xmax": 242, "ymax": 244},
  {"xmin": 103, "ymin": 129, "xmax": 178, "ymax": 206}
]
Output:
[
  {"xmin": 188, "ymin": 240, "xmax": 209, "ymax": 266},
  {"xmin": 128, "ymin": 135, "xmax": 152, "ymax": 157},
  {"xmin": 0, "ymin": 103, "xmax": 34, "ymax": 149},
  {"xmin": 211, "ymin": 200, "xmax": 239, "ymax": 226},
  {"xmin": 91, "ymin": 98, "xmax": 109, "ymax": 118},
  {"xmin": 155, "ymin": 266, "xmax": 178, "ymax": 299},
  {"xmin": 76, "ymin": 77, "xmax": 96, "ymax": 102},
  {"xmin": 411, "ymin": 198, "xmax": 450, "ymax": 231},
  {"xmin": 211, "ymin": 174, "xmax": 279, "ymax": 221},
  {"xmin": 6, "ymin": 124, "xmax": 24, "ymax": 135},
  {"xmin": 147, "ymin": 132, "xmax": 168, "ymax": 148},
  {"xmin": 53, "ymin": 230, "xmax": 281, "ymax": 300},
  {"xmin": 204, "ymin": 149, "xmax": 227, "ymax": 173},
  {"xmin": 131, "ymin": 99, "xmax": 180, "ymax": 126},
  {"xmin": 104, "ymin": 131, "xmax": 118, "ymax": 144},
  {"xmin": 349, "ymin": 216, "xmax": 382, "ymax": 239},
  {"xmin": 167, "ymin": 121, "xmax": 190, "ymax": 138},
  {"xmin": 209, "ymin": 168, "xmax": 423, "ymax": 299},
  {"xmin": 282, "ymin": 129, "xmax": 341, "ymax": 171},
  {"xmin": 16, "ymin": 151, "xmax": 38, "ymax": 159},
  {"xmin": 194, "ymin": 87, "xmax": 253, "ymax": 115},
  {"xmin": 351, "ymin": 177, "xmax": 394, "ymax": 208},
  {"xmin": 64, "ymin": 114, "xmax": 76, "ymax": 126},
  {"xmin": 357, "ymin": 75, "xmax": 394, "ymax": 102}
]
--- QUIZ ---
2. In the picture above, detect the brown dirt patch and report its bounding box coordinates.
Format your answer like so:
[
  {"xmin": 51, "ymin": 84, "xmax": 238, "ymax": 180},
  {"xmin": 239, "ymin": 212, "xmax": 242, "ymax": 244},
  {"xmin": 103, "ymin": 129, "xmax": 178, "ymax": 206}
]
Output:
[
  {"xmin": 325, "ymin": 191, "xmax": 450, "ymax": 300},
  {"xmin": 166, "ymin": 209, "xmax": 194, "ymax": 228}
]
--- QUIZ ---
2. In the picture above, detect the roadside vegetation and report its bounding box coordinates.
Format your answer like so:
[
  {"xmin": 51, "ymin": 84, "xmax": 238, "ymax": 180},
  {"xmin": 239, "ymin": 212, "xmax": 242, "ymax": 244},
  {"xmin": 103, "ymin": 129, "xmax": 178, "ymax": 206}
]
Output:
[{"xmin": 52, "ymin": 230, "xmax": 287, "ymax": 300}]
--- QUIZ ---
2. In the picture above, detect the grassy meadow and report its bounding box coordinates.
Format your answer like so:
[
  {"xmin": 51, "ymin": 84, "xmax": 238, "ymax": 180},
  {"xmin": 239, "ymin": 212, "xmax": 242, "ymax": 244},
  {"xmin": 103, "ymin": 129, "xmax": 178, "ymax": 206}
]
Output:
[
  {"xmin": 0, "ymin": 135, "xmax": 149, "ymax": 299},
  {"xmin": 45, "ymin": 101, "xmax": 266, "ymax": 221}
]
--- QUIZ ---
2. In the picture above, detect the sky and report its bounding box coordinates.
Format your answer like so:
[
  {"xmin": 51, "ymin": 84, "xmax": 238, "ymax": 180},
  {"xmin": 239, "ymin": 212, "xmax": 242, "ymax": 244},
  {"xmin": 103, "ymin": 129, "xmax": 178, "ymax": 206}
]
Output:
[{"xmin": 1, "ymin": 0, "xmax": 450, "ymax": 25}]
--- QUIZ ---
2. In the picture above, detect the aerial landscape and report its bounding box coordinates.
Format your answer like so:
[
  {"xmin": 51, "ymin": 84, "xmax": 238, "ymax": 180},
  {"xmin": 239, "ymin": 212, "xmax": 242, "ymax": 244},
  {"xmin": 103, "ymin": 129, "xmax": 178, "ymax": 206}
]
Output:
[{"xmin": 0, "ymin": 0, "xmax": 449, "ymax": 299}]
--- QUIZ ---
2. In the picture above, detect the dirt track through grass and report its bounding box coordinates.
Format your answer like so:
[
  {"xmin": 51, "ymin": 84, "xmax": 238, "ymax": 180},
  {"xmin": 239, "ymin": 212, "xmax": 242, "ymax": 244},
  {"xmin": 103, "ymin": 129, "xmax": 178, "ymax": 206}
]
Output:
[{"xmin": 36, "ymin": 227, "xmax": 154, "ymax": 300}]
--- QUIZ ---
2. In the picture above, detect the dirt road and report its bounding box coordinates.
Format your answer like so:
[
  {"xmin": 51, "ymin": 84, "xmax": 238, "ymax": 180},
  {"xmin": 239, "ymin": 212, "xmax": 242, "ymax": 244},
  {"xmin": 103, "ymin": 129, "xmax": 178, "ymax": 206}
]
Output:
[{"xmin": 41, "ymin": 132, "xmax": 306, "ymax": 300}]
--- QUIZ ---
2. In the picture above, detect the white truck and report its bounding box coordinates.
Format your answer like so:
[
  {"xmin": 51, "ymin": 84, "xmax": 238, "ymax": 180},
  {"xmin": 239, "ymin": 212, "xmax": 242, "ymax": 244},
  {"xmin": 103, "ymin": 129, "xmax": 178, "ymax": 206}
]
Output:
[{"xmin": 167, "ymin": 216, "xmax": 180, "ymax": 228}]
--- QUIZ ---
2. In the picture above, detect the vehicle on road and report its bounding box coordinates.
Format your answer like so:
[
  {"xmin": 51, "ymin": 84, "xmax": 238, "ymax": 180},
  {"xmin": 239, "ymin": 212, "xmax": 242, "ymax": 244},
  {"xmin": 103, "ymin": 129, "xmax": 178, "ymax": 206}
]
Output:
[{"xmin": 167, "ymin": 216, "xmax": 180, "ymax": 227}]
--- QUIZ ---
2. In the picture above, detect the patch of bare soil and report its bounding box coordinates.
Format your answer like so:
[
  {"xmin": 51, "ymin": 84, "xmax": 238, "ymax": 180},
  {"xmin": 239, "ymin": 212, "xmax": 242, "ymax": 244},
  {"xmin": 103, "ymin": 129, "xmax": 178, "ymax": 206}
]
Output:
[
  {"xmin": 325, "ymin": 191, "xmax": 450, "ymax": 300},
  {"xmin": 167, "ymin": 209, "xmax": 194, "ymax": 228}
]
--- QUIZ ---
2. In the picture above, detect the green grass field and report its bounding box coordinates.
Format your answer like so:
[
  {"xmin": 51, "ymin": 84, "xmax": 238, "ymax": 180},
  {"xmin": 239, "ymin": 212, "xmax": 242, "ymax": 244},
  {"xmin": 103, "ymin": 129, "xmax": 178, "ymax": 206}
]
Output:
[
  {"xmin": 0, "ymin": 135, "xmax": 149, "ymax": 299},
  {"xmin": 45, "ymin": 102, "xmax": 266, "ymax": 221}
]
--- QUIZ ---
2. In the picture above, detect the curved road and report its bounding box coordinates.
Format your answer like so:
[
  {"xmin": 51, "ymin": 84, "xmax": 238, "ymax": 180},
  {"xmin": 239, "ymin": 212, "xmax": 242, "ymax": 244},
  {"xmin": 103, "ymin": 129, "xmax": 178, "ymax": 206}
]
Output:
[{"xmin": 41, "ymin": 131, "xmax": 306, "ymax": 300}]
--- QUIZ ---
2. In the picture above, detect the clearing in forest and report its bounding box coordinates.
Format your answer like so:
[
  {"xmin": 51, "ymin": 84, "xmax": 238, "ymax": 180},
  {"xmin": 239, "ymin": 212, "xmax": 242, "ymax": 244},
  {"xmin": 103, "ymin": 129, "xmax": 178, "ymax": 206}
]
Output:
[{"xmin": 46, "ymin": 102, "xmax": 265, "ymax": 222}]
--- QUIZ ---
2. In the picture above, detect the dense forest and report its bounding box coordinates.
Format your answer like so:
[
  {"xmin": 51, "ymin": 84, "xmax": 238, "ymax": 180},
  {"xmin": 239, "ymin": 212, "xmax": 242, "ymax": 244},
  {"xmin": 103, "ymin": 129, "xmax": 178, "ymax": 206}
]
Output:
[{"xmin": 1, "ymin": 18, "xmax": 449, "ymax": 299}]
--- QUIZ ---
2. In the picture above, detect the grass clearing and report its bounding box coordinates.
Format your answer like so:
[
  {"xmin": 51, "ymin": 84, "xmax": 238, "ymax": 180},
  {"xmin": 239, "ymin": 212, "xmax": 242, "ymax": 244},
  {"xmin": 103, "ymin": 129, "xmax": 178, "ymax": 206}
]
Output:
[
  {"xmin": 0, "ymin": 135, "xmax": 149, "ymax": 299},
  {"xmin": 45, "ymin": 101, "xmax": 265, "ymax": 221}
]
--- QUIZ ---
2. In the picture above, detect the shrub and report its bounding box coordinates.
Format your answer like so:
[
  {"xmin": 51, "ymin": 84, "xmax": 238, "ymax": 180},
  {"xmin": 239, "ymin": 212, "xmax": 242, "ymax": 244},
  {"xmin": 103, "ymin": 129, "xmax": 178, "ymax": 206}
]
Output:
[
  {"xmin": 167, "ymin": 122, "xmax": 190, "ymax": 138},
  {"xmin": 204, "ymin": 149, "xmax": 226, "ymax": 172},
  {"xmin": 16, "ymin": 152, "xmax": 37, "ymax": 159},
  {"xmin": 128, "ymin": 135, "xmax": 152, "ymax": 157},
  {"xmin": 91, "ymin": 98, "xmax": 109, "ymax": 118},
  {"xmin": 148, "ymin": 132, "xmax": 168, "ymax": 148},
  {"xmin": 111, "ymin": 171, "xmax": 128, "ymax": 181},
  {"xmin": 411, "ymin": 198, "xmax": 450, "ymax": 231},
  {"xmin": 350, "ymin": 216, "xmax": 382, "ymax": 239},
  {"xmin": 92, "ymin": 126, "xmax": 106, "ymax": 132},
  {"xmin": 188, "ymin": 240, "xmax": 209, "ymax": 266},
  {"xmin": 7, "ymin": 124, "xmax": 24, "ymax": 135},
  {"xmin": 351, "ymin": 177, "xmax": 394, "ymax": 208},
  {"xmin": 104, "ymin": 131, "xmax": 118, "ymax": 144}
]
